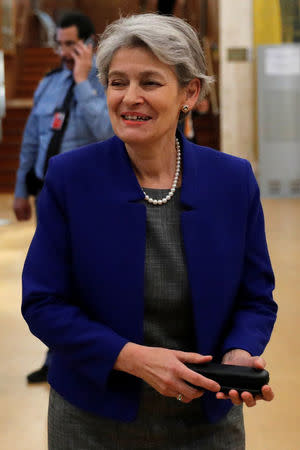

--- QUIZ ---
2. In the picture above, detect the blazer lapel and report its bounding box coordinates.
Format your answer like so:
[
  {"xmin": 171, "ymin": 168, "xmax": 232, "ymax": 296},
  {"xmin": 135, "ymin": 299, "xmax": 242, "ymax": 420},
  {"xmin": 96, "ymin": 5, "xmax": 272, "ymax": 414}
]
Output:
[
  {"xmin": 180, "ymin": 136, "xmax": 229, "ymax": 354},
  {"xmin": 100, "ymin": 138, "xmax": 148, "ymax": 343},
  {"xmin": 72, "ymin": 137, "xmax": 147, "ymax": 343}
]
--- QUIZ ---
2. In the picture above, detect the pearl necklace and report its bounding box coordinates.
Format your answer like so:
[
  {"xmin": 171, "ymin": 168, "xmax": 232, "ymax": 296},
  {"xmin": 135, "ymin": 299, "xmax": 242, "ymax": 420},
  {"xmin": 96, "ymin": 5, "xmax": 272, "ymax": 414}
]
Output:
[{"xmin": 142, "ymin": 138, "xmax": 181, "ymax": 205}]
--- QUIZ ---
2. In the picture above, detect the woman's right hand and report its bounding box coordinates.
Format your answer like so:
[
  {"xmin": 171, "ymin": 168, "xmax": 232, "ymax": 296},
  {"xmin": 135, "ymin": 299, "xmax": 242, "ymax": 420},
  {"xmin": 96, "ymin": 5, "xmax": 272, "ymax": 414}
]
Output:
[{"xmin": 114, "ymin": 343, "xmax": 220, "ymax": 403}]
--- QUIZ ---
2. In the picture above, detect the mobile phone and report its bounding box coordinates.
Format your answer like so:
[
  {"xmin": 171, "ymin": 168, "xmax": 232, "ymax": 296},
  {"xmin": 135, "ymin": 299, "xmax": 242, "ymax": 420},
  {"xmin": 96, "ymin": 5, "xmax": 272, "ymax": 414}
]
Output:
[{"xmin": 84, "ymin": 37, "xmax": 95, "ymax": 47}]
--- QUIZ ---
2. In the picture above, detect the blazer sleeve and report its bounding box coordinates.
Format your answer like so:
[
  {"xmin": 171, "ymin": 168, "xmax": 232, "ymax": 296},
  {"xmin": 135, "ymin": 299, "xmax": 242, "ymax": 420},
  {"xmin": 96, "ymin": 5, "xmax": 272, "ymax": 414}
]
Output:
[
  {"xmin": 221, "ymin": 161, "xmax": 278, "ymax": 356},
  {"xmin": 21, "ymin": 158, "xmax": 129, "ymax": 389}
]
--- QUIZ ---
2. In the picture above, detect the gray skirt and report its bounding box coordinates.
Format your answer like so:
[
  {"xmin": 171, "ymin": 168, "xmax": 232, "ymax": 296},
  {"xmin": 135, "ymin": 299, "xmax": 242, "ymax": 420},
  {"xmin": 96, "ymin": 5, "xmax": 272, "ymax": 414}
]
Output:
[{"xmin": 48, "ymin": 386, "xmax": 245, "ymax": 450}]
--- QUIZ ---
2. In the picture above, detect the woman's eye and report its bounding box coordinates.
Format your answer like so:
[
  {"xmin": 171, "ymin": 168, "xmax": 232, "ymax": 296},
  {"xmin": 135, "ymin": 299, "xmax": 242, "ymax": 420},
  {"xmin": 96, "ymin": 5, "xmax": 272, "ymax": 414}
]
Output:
[
  {"xmin": 109, "ymin": 80, "xmax": 126, "ymax": 87},
  {"xmin": 143, "ymin": 81, "xmax": 161, "ymax": 86}
]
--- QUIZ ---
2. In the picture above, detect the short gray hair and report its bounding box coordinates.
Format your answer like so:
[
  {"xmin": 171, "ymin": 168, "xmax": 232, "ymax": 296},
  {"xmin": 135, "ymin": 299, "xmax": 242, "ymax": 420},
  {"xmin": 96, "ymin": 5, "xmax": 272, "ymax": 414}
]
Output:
[{"xmin": 96, "ymin": 14, "xmax": 213, "ymax": 101}]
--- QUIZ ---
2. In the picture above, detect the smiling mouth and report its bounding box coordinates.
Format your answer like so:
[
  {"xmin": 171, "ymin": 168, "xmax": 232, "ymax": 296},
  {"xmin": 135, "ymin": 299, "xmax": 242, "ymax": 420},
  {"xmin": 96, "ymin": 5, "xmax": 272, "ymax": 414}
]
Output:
[{"xmin": 121, "ymin": 114, "xmax": 152, "ymax": 121}]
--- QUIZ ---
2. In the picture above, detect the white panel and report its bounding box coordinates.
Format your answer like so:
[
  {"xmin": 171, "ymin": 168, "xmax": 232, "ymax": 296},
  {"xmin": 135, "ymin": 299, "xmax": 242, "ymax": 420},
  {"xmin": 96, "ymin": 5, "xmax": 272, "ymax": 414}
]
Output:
[{"xmin": 257, "ymin": 44, "xmax": 300, "ymax": 198}]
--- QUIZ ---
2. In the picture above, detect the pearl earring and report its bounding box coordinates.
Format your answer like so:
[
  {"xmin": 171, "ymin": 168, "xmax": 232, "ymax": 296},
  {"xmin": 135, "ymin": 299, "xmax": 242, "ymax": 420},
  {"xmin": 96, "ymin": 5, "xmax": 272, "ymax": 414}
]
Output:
[{"xmin": 182, "ymin": 105, "xmax": 189, "ymax": 113}]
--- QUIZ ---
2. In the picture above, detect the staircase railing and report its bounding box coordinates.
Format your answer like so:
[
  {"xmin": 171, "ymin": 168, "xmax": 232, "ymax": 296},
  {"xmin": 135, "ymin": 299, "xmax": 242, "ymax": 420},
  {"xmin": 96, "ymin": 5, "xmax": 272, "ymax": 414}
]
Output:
[{"xmin": 33, "ymin": 8, "xmax": 56, "ymax": 47}]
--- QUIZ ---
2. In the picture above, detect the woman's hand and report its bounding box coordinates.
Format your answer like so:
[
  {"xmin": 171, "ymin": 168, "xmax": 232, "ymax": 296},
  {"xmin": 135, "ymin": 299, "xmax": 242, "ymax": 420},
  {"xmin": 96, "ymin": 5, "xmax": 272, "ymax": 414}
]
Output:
[
  {"xmin": 216, "ymin": 349, "xmax": 274, "ymax": 407},
  {"xmin": 114, "ymin": 343, "xmax": 220, "ymax": 403}
]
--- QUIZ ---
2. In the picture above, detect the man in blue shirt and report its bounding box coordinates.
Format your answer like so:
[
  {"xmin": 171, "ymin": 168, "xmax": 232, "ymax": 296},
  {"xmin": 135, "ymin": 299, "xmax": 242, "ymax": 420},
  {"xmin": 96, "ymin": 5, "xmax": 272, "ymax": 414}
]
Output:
[
  {"xmin": 13, "ymin": 12, "xmax": 113, "ymax": 382},
  {"xmin": 13, "ymin": 12, "xmax": 113, "ymax": 220}
]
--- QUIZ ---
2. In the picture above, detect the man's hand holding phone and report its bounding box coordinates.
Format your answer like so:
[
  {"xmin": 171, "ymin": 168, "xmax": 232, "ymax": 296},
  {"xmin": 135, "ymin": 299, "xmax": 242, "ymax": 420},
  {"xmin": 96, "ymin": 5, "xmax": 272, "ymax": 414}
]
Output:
[{"xmin": 71, "ymin": 39, "xmax": 93, "ymax": 84}]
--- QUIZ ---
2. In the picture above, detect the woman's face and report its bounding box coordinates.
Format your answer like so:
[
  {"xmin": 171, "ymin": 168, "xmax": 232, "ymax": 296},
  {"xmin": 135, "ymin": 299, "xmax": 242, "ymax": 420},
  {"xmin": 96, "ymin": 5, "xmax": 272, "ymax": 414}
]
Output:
[{"xmin": 106, "ymin": 46, "xmax": 187, "ymax": 147}]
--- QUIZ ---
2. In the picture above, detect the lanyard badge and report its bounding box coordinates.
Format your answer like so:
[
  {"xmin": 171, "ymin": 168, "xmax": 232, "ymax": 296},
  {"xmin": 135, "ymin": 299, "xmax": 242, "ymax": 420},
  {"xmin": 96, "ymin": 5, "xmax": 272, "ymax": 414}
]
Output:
[{"xmin": 51, "ymin": 110, "xmax": 66, "ymax": 130}]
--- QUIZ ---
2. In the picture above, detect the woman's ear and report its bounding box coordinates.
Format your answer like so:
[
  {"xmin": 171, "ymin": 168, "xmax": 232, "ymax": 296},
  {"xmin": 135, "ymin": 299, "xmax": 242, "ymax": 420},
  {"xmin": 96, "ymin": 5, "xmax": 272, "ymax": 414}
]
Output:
[{"xmin": 184, "ymin": 78, "xmax": 201, "ymax": 110}]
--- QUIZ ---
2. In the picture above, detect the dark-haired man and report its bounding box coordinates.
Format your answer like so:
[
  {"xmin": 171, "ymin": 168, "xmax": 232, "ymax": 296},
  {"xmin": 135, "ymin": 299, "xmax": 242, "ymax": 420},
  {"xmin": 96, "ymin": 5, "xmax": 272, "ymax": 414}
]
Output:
[
  {"xmin": 14, "ymin": 12, "xmax": 113, "ymax": 220},
  {"xmin": 14, "ymin": 12, "xmax": 113, "ymax": 382}
]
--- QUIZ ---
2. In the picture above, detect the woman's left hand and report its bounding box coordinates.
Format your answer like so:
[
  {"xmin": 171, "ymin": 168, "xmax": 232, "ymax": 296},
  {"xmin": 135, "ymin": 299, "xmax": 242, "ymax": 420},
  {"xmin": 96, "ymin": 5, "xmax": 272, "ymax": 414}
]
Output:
[{"xmin": 215, "ymin": 349, "xmax": 274, "ymax": 407}]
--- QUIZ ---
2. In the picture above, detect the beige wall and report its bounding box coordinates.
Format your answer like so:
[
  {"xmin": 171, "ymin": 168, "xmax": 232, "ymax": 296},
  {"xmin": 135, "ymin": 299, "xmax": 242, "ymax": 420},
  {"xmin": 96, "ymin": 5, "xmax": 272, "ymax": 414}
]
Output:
[{"xmin": 219, "ymin": 0, "xmax": 255, "ymax": 163}]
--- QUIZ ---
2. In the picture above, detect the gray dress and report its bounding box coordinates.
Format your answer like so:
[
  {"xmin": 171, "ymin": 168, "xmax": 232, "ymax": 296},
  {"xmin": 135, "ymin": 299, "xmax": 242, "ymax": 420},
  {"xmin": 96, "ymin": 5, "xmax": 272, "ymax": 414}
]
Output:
[{"xmin": 48, "ymin": 188, "xmax": 245, "ymax": 450}]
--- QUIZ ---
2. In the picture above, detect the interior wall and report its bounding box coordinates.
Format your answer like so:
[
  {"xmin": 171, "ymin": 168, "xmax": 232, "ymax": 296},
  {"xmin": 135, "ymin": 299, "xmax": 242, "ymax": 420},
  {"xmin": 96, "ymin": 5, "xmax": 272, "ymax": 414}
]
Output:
[
  {"xmin": 19, "ymin": 1, "xmax": 141, "ymax": 46},
  {"xmin": 219, "ymin": 0, "xmax": 255, "ymax": 163},
  {"xmin": 76, "ymin": 0, "xmax": 140, "ymax": 34},
  {"xmin": 23, "ymin": 1, "xmax": 220, "ymax": 45}
]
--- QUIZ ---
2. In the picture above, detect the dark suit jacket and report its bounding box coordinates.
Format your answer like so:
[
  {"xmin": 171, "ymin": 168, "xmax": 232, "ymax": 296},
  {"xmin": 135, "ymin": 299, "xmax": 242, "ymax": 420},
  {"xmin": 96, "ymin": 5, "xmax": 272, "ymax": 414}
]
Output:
[{"xmin": 22, "ymin": 134, "xmax": 277, "ymax": 423}]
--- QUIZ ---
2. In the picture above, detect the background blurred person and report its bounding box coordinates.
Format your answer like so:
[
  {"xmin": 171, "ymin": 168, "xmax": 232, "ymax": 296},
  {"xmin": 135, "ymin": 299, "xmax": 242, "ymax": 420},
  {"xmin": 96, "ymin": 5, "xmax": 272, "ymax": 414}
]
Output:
[{"xmin": 14, "ymin": 11, "xmax": 113, "ymax": 383}]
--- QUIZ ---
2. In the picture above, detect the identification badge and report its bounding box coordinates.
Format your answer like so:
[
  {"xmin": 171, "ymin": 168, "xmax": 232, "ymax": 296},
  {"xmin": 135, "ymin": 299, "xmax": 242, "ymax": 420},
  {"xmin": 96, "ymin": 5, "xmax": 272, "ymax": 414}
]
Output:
[{"xmin": 51, "ymin": 111, "xmax": 66, "ymax": 130}]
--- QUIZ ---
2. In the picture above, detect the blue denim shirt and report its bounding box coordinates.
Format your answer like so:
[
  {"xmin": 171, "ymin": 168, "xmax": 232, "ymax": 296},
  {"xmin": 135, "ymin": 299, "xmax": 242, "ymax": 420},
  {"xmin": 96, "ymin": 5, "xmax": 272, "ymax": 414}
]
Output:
[{"xmin": 15, "ymin": 61, "xmax": 114, "ymax": 198}]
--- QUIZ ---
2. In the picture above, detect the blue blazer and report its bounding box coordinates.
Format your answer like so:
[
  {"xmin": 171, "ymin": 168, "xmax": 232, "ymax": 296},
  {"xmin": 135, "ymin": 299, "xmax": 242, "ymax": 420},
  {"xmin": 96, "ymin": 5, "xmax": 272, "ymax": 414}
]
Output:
[{"xmin": 22, "ymin": 134, "xmax": 277, "ymax": 423}]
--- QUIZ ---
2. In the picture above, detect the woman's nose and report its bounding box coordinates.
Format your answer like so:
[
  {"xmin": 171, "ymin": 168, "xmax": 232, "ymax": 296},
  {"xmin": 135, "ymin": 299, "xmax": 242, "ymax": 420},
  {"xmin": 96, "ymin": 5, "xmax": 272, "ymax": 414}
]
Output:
[{"xmin": 123, "ymin": 84, "xmax": 143, "ymax": 105}]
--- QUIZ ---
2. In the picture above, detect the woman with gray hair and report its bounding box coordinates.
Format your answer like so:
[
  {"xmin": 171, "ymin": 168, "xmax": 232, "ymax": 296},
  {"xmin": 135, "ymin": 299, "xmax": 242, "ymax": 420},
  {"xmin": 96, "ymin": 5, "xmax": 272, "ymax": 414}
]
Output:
[{"xmin": 22, "ymin": 13, "xmax": 277, "ymax": 449}]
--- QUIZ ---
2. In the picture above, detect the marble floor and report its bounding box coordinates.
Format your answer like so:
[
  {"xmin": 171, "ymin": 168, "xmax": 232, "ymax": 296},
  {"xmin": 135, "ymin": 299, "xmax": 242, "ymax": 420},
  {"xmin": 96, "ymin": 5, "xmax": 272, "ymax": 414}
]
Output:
[{"xmin": 0, "ymin": 194, "xmax": 299, "ymax": 449}]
